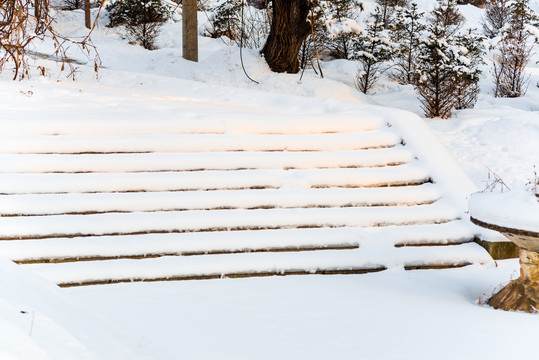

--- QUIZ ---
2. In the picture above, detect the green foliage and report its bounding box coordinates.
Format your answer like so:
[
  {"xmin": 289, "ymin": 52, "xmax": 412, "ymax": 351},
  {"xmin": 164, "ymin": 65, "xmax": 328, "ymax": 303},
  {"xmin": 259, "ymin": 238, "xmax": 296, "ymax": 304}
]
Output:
[
  {"xmin": 106, "ymin": 0, "xmax": 170, "ymax": 50},
  {"xmin": 482, "ymin": 0, "xmax": 511, "ymax": 38},
  {"xmin": 204, "ymin": 0, "xmax": 244, "ymax": 41},
  {"xmin": 351, "ymin": 5, "xmax": 395, "ymax": 94},
  {"xmin": 390, "ymin": 3, "xmax": 425, "ymax": 85},
  {"xmin": 416, "ymin": 0, "xmax": 484, "ymax": 118},
  {"xmin": 493, "ymin": 0, "xmax": 537, "ymax": 97},
  {"xmin": 319, "ymin": 0, "xmax": 364, "ymax": 59},
  {"xmin": 376, "ymin": 0, "xmax": 408, "ymax": 28}
]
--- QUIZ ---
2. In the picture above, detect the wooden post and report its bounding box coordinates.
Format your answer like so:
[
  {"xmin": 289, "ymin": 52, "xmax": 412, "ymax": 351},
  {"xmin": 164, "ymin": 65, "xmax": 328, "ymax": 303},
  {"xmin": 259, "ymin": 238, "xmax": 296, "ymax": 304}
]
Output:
[
  {"xmin": 182, "ymin": 0, "xmax": 198, "ymax": 62},
  {"xmin": 85, "ymin": 0, "xmax": 91, "ymax": 29}
]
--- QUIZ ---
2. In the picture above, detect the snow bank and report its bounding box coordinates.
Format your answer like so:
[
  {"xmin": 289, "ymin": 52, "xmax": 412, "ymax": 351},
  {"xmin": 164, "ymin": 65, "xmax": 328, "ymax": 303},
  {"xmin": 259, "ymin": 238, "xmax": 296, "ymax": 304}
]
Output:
[{"xmin": 0, "ymin": 258, "xmax": 140, "ymax": 359}]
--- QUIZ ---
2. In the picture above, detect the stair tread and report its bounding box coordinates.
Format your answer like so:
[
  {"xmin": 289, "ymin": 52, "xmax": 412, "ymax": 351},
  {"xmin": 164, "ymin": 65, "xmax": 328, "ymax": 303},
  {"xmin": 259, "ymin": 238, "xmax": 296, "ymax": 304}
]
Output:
[
  {"xmin": 0, "ymin": 131, "xmax": 400, "ymax": 154},
  {"xmin": 0, "ymin": 113, "xmax": 384, "ymax": 135},
  {"xmin": 21, "ymin": 244, "xmax": 491, "ymax": 286},
  {"xmin": 0, "ymin": 184, "xmax": 441, "ymax": 215},
  {"xmin": 0, "ymin": 164, "xmax": 430, "ymax": 194},
  {"xmin": 0, "ymin": 221, "xmax": 476, "ymax": 262},
  {"xmin": 0, "ymin": 148, "xmax": 412, "ymax": 173},
  {"xmin": 0, "ymin": 200, "xmax": 460, "ymax": 239}
]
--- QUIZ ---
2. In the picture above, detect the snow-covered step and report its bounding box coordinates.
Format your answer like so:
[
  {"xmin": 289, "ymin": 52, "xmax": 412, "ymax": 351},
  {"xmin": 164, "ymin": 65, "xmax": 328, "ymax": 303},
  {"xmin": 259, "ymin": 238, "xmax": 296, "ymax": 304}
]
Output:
[
  {"xmin": 0, "ymin": 164, "xmax": 430, "ymax": 194},
  {"xmin": 0, "ymin": 131, "xmax": 400, "ymax": 154},
  {"xmin": 0, "ymin": 200, "xmax": 460, "ymax": 240},
  {"xmin": 0, "ymin": 148, "xmax": 413, "ymax": 173},
  {"xmin": 0, "ymin": 184, "xmax": 441, "ymax": 216},
  {"xmin": 0, "ymin": 114, "xmax": 383, "ymax": 135},
  {"xmin": 361, "ymin": 220, "xmax": 478, "ymax": 247},
  {"xmin": 0, "ymin": 221, "xmax": 475, "ymax": 263},
  {"xmin": 21, "ymin": 244, "xmax": 491, "ymax": 287}
]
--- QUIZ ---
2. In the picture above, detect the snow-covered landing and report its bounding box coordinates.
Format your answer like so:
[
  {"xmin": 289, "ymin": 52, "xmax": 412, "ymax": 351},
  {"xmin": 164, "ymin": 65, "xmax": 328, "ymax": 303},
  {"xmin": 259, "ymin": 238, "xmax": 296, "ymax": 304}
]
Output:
[{"xmin": 0, "ymin": 78, "xmax": 492, "ymax": 286}]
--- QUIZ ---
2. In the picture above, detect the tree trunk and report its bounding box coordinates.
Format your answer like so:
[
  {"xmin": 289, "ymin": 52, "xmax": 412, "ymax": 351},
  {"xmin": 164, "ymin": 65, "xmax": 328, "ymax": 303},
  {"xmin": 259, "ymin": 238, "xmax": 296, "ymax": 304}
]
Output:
[{"xmin": 262, "ymin": 0, "xmax": 311, "ymax": 73}]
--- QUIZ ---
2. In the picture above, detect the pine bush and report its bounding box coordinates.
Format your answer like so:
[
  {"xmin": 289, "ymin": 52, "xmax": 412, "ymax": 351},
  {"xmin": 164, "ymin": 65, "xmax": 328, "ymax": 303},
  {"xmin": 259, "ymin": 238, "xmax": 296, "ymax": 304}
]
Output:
[
  {"xmin": 482, "ymin": 0, "xmax": 511, "ymax": 38},
  {"xmin": 351, "ymin": 5, "xmax": 395, "ymax": 94},
  {"xmin": 106, "ymin": 0, "xmax": 170, "ymax": 50},
  {"xmin": 319, "ymin": 0, "xmax": 364, "ymax": 59},
  {"xmin": 415, "ymin": 0, "xmax": 483, "ymax": 118},
  {"xmin": 390, "ymin": 3, "xmax": 425, "ymax": 85},
  {"xmin": 493, "ymin": 0, "xmax": 537, "ymax": 97},
  {"xmin": 203, "ymin": 0, "xmax": 271, "ymax": 49}
]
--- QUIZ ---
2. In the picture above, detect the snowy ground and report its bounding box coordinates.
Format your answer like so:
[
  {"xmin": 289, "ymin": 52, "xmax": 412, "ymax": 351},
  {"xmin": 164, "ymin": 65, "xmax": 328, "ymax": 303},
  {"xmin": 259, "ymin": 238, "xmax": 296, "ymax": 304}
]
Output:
[
  {"xmin": 67, "ymin": 262, "xmax": 534, "ymax": 360},
  {"xmin": 1, "ymin": 0, "xmax": 538, "ymax": 358}
]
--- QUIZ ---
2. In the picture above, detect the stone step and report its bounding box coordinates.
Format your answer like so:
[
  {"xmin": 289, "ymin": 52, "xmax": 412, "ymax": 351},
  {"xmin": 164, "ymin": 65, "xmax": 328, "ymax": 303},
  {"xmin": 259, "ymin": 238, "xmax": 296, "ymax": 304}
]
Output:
[
  {"xmin": 0, "ymin": 131, "xmax": 400, "ymax": 154},
  {"xmin": 0, "ymin": 200, "xmax": 459, "ymax": 240},
  {"xmin": 0, "ymin": 221, "xmax": 476, "ymax": 263},
  {"xmin": 0, "ymin": 148, "xmax": 412, "ymax": 173},
  {"xmin": 0, "ymin": 164, "xmax": 430, "ymax": 194},
  {"xmin": 0, "ymin": 114, "xmax": 384, "ymax": 136},
  {"xmin": 0, "ymin": 184, "xmax": 441, "ymax": 216},
  {"xmin": 20, "ymin": 243, "xmax": 491, "ymax": 287}
]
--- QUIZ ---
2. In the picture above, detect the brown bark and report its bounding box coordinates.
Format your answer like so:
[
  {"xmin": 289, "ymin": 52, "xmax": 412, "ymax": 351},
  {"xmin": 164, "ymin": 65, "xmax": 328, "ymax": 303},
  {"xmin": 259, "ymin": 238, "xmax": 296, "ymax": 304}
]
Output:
[
  {"xmin": 262, "ymin": 0, "xmax": 311, "ymax": 73},
  {"xmin": 182, "ymin": 0, "xmax": 198, "ymax": 62},
  {"xmin": 84, "ymin": 0, "xmax": 91, "ymax": 29}
]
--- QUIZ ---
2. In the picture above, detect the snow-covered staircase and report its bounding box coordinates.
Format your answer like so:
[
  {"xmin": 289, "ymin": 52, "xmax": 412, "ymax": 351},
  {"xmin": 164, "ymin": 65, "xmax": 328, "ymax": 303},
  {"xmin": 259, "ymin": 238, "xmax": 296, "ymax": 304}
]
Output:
[{"xmin": 0, "ymin": 102, "xmax": 491, "ymax": 286}]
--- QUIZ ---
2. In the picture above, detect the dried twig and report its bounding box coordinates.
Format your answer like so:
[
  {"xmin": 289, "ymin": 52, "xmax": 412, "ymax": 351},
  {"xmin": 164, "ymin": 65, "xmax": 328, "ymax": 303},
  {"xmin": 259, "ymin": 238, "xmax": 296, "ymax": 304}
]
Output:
[
  {"xmin": 482, "ymin": 166, "xmax": 511, "ymax": 193},
  {"xmin": 0, "ymin": 0, "xmax": 102, "ymax": 80}
]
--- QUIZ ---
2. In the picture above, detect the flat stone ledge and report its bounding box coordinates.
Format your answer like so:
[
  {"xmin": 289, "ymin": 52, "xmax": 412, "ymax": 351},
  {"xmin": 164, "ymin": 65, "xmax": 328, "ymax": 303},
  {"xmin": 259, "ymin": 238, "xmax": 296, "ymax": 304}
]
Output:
[
  {"xmin": 474, "ymin": 237, "xmax": 519, "ymax": 260},
  {"xmin": 471, "ymin": 217, "xmax": 539, "ymax": 253}
]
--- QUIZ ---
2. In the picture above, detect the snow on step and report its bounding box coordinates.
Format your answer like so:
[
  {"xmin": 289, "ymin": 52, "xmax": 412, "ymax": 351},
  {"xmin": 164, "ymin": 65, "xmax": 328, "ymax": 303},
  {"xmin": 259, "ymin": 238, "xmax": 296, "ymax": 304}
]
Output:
[
  {"xmin": 0, "ymin": 113, "xmax": 383, "ymax": 135},
  {"xmin": 0, "ymin": 200, "xmax": 460, "ymax": 240},
  {"xmin": 361, "ymin": 220, "xmax": 478, "ymax": 247},
  {"xmin": 0, "ymin": 164, "xmax": 430, "ymax": 194},
  {"xmin": 0, "ymin": 184, "xmax": 441, "ymax": 216},
  {"xmin": 1, "ymin": 228, "xmax": 363, "ymax": 262},
  {"xmin": 0, "ymin": 131, "xmax": 400, "ymax": 154},
  {"xmin": 0, "ymin": 221, "xmax": 474, "ymax": 263},
  {"xmin": 22, "ymin": 244, "xmax": 491, "ymax": 286},
  {"xmin": 0, "ymin": 147, "xmax": 412, "ymax": 173}
]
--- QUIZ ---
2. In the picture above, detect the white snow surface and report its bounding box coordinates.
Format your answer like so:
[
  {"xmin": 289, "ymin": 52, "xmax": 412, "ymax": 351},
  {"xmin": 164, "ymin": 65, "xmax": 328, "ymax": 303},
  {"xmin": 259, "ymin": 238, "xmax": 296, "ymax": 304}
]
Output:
[
  {"xmin": 469, "ymin": 190, "xmax": 539, "ymax": 233},
  {"xmin": 0, "ymin": 0, "xmax": 538, "ymax": 358},
  {"xmin": 66, "ymin": 264, "xmax": 537, "ymax": 360},
  {"xmin": 0, "ymin": 258, "xmax": 139, "ymax": 360}
]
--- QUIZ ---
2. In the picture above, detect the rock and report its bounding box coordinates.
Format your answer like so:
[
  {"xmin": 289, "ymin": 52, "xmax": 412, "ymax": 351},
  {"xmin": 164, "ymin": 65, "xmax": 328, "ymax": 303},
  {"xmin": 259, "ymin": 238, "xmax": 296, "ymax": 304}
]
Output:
[{"xmin": 488, "ymin": 249, "xmax": 539, "ymax": 313}]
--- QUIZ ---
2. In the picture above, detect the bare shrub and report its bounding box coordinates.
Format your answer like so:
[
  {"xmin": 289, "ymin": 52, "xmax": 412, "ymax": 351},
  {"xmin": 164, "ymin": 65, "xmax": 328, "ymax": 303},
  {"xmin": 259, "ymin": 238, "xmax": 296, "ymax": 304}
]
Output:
[{"xmin": 0, "ymin": 0, "xmax": 101, "ymax": 79}]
